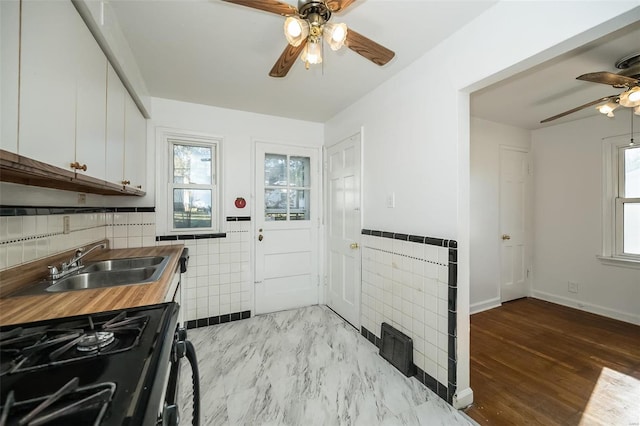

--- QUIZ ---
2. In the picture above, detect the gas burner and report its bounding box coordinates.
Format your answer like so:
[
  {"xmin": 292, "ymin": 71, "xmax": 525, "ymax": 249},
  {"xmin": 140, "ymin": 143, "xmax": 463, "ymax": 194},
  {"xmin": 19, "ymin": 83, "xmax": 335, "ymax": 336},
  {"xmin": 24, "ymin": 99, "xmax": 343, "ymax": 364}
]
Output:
[{"xmin": 76, "ymin": 332, "xmax": 115, "ymax": 352}]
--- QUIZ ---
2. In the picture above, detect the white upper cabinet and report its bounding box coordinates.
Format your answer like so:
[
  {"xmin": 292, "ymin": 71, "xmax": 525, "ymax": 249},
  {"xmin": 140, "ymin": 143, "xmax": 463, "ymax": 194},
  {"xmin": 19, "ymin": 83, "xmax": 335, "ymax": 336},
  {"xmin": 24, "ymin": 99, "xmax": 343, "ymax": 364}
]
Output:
[
  {"xmin": 19, "ymin": 0, "xmax": 77, "ymax": 170},
  {"xmin": 124, "ymin": 95, "xmax": 147, "ymax": 190},
  {"xmin": 106, "ymin": 64, "xmax": 126, "ymax": 185},
  {"xmin": 75, "ymin": 18, "xmax": 107, "ymax": 181},
  {"xmin": 1, "ymin": 0, "xmax": 20, "ymax": 154}
]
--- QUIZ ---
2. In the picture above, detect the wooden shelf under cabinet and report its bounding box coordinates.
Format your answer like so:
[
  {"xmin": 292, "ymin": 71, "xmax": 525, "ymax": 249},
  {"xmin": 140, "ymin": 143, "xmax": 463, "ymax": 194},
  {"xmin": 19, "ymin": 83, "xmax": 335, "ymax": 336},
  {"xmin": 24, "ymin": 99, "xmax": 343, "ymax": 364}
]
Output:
[{"xmin": 0, "ymin": 150, "xmax": 145, "ymax": 196}]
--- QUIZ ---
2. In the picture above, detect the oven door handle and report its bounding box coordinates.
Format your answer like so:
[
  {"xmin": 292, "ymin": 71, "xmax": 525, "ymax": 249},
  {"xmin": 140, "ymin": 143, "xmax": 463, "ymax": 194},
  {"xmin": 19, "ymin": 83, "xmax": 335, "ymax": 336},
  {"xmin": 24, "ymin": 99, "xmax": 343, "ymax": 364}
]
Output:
[{"xmin": 184, "ymin": 340, "xmax": 200, "ymax": 426}]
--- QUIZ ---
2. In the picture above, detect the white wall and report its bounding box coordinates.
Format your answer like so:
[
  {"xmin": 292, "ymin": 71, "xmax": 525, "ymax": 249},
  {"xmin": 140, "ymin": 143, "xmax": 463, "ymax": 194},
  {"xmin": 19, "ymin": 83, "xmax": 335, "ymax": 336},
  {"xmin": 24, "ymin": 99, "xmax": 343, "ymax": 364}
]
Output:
[
  {"xmin": 470, "ymin": 118, "xmax": 531, "ymax": 313},
  {"xmin": 325, "ymin": 0, "xmax": 639, "ymax": 408},
  {"xmin": 531, "ymin": 114, "xmax": 640, "ymax": 325}
]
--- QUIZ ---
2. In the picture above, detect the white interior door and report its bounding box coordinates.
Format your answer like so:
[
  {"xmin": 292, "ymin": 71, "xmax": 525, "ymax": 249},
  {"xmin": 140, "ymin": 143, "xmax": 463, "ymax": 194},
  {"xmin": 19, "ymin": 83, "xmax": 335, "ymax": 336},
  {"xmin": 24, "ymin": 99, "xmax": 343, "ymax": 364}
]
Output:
[
  {"xmin": 326, "ymin": 134, "xmax": 362, "ymax": 328},
  {"xmin": 255, "ymin": 142, "xmax": 320, "ymax": 314},
  {"xmin": 500, "ymin": 146, "xmax": 530, "ymax": 302}
]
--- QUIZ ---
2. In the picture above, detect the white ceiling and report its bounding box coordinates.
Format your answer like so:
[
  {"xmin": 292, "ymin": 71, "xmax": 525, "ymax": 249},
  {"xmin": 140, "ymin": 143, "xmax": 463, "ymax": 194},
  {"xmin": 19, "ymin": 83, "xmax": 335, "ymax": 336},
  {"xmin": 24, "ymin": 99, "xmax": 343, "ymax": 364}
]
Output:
[
  {"xmin": 471, "ymin": 21, "xmax": 640, "ymax": 131},
  {"xmin": 110, "ymin": 0, "xmax": 497, "ymax": 122}
]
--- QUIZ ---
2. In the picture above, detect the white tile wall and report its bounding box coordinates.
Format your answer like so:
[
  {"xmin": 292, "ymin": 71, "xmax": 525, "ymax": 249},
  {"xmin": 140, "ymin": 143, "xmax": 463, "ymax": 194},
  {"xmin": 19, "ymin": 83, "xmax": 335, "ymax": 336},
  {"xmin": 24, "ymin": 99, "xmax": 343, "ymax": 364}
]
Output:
[
  {"xmin": 0, "ymin": 213, "xmax": 107, "ymax": 270},
  {"xmin": 361, "ymin": 234, "xmax": 449, "ymax": 382},
  {"xmin": 155, "ymin": 220, "xmax": 251, "ymax": 322}
]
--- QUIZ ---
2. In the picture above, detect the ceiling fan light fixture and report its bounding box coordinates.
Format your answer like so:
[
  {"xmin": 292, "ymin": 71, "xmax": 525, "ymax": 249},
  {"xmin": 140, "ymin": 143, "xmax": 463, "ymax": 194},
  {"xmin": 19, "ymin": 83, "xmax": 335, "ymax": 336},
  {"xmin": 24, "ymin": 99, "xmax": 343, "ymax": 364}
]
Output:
[
  {"xmin": 284, "ymin": 16, "xmax": 309, "ymax": 47},
  {"xmin": 323, "ymin": 22, "xmax": 348, "ymax": 51},
  {"xmin": 619, "ymin": 87, "xmax": 640, "ymax": 107},
  {"xmin": 301, "ymin": 40, "xmax": 322, "ymax": 67},
  {"xmin": 597, "ymin": 100, "xmax": 619, "ymax": 117}
]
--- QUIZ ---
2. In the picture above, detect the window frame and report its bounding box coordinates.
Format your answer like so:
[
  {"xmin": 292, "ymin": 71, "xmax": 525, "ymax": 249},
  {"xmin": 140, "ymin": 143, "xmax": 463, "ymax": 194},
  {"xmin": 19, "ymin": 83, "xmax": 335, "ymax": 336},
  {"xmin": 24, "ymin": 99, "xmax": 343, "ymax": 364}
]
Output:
[
  {"xmin": 601, "ymin": 135, "xmax": 640, "ymax": 266},
  {"xmin": 156, "ymin": 129, "xmax": 223, "ymax": 235},
  {"xmin": 263, "ymin": 153, "xmax": 312, "ymax": 222}
]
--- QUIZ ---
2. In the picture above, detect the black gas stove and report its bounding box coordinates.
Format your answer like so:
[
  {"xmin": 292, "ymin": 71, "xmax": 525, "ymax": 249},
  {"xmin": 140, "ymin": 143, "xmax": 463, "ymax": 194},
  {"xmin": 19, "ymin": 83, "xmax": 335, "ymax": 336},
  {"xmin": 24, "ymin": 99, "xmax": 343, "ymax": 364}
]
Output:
[{"xmin": 0, "ymin": 302, "xmax": 194, "ymax": 426}]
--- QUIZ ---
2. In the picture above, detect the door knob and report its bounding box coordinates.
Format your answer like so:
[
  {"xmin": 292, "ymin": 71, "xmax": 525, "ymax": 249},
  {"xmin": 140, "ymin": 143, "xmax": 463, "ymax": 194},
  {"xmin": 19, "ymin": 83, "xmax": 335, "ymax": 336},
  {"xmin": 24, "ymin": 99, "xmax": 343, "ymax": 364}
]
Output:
[
  {"xmin": 350, "ymin": 243, "xmax": 359, "ymax": 249},
  {"xmin": 502, "ymin": 234, "xmax": 511, "ymax": 240},
  {"xmin": 258, "ymin": 234, "xmax": 263, "ymax": 241}
]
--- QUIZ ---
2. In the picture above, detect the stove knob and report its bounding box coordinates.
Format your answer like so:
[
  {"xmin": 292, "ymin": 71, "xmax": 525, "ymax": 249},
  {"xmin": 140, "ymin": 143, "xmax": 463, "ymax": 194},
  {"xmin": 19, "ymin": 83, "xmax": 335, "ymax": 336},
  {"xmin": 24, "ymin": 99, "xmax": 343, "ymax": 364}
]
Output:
[{"xmin": 176, "ymin": 327, "xmax": 187, "ymax": 342}]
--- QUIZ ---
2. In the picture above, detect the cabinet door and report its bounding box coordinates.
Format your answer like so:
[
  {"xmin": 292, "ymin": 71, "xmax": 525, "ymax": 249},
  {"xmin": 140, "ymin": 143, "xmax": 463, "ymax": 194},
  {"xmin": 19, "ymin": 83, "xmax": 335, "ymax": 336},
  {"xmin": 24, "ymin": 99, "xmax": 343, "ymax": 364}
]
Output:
[
  {"xmin": 19, "ymin": 1, "xmax": 77, "ymax": 170},
  {"xmin": 1, "ymin": 0, "xmax": 20, "ymax": 153},
  {"xmin": 124, "ymin": 96, "xmax": 146, "ymax": 190},
  {"xmin": 106, "ymin": 64, "xmax": 125, "ymax": 185},
  {"xmin": 75, "ymin": 19, "xmax": 107, "ymax": 180}
]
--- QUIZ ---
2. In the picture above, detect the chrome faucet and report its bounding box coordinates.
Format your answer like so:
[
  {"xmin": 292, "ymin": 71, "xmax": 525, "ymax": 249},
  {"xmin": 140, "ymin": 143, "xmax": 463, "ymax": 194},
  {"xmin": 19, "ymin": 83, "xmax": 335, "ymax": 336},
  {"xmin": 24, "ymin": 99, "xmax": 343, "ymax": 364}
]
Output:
[{"xmin": 48, "ymin": 243, "xmax": 106, "ymax": 280}]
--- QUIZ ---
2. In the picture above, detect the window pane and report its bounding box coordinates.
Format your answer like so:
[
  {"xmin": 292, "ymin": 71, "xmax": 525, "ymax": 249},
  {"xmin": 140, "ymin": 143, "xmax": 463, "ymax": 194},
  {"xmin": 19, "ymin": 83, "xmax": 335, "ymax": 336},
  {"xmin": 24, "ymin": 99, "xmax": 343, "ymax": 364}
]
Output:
[
  {"xmin": 173, "ymin": 189, "xmax": 212, "ymax": 228},
  {"xmin": 290, "ymin": 156, "xmax": 311, "ymax": 187},
  {"xmin": 289, "ymin": 189, "xmax": 310, "ymax": 220},
  {"xmin": 265, "ymin": 154, "xmax": 287, "ymax": 186},
  {"xmin": 624, "ymin": 147, "xmax": 640, "ymax": 198},
  {"xmin": 623, "ymin": 202, "xmax": 640, "ymax": 255},
  {"xmin": 173, "ymin": 144, "xmax": 213, "ymax": 185},
  {"xmin": 265, "ymin": 189, "xmax": 287, "ymax": 221}
]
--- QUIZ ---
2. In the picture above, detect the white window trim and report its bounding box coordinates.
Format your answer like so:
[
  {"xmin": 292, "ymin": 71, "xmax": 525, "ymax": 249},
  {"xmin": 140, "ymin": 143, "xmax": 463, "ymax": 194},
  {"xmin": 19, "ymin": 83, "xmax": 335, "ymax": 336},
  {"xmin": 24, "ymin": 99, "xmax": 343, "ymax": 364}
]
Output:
[
  {"xmin": 600, "ymin": 133, "xmax": 640, "ymax": 269},
  {"xmin": 155, "ymin": 128, "xmax": 224, "ymax": 235}
]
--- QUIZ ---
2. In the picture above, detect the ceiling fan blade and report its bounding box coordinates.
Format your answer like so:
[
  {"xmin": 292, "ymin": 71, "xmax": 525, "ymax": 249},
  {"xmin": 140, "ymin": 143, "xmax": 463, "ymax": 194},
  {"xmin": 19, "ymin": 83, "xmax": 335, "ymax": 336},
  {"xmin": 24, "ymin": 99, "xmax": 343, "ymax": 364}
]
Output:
[
  {"xmin": 618, "ymin": 62, "xmax": 640, "ymax": 79},
  {"xmin": 269, "ymin": 40, "xmax": 307, "ymax": 78},
  {"xmin": 540, "ymin": 95, "xmax": 619, "ymax": 124},
  {"xmin": 345, "ymin": 28, "xmax": 395, "ymax": 66},
  {"xmin": 325, "ymin": 0, "xmax": 358, "ymax": 13},
  {"xmin": 577, "ymin": 72, "xmax": 638, "ymax": 87},
  {"xmin": 220, "ymin": 0, "xmax": 298, "ymax": 16}
]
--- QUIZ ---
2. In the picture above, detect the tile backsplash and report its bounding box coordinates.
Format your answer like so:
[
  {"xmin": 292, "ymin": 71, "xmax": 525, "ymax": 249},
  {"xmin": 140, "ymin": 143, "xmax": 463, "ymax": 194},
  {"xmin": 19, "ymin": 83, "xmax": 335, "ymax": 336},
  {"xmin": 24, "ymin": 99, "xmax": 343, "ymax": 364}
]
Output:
[{"xmin": 0, "ymin": 207, "xmax": 252, "ymax": 324}]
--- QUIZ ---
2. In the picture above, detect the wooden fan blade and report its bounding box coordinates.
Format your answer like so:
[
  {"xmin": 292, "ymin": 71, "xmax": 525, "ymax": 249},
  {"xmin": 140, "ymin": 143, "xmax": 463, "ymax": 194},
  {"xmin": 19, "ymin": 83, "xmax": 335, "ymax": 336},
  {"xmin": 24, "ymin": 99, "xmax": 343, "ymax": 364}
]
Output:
[
  {"xmin": 345, "ymin": 28, "xmax": 395, "ymax": 66},
  {"xmin": 269, "ymin": 40, "xmax": 307, "ymax": 78},
  {"xmin": 577, "ymin": 72, "xmax": 638, "ymax": 87},
  {"xmin": 325, "ymin": 0, "xmax": 358, "ymax": 13},
  {"xmin": 220, "ymin": 0, "xmax": 298, "ymax": 16},
  {"xmin": 540, "ymin": 95, "xmax": 619, "ymax": 123}
]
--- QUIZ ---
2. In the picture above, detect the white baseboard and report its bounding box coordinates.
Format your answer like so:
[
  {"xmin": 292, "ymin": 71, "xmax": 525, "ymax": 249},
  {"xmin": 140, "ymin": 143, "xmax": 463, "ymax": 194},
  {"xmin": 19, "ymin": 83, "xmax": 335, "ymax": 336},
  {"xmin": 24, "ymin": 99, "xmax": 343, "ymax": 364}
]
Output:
[
  {"xmin": 453, "ymin": 387, "xmax": 474, "ymax": 409},
  {"xmin": 531, "ymin": 290, "xmax": 640, "ymax": 325},
  {"xmin": 470, "ymin": 298, "xmax": 501, "ymax": 315}
]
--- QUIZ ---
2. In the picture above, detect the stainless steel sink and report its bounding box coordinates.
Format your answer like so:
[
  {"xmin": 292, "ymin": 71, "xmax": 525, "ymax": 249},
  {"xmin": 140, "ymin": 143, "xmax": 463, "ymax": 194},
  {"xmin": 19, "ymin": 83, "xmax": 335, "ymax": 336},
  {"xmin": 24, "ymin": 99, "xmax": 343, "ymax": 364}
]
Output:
[
  {"xmin": 82, "ymin": 256, "xmax": 167, "ymax": 272},
  {"xmin": 13, "ymin": 255, "xmax": 172, "ymax": 295},
  {"xmin": 46, "ymin": 267, "xmax": 159, "ymax": 292}
]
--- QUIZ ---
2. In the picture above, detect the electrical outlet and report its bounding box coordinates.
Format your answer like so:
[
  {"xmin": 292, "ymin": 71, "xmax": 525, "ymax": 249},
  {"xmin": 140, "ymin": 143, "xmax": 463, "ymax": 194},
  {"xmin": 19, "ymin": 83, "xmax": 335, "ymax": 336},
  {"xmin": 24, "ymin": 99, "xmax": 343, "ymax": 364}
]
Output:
[
  {"xmin": 63, "ymin": 216, "xmax": 70, "ymax": 234},
  {"xmin": 568, "ymin": 281, "xmax": 579, "ymax": 294},
  {"xmin": 77, "ymin": 193, "xmax": 86, "ymax": 205}
]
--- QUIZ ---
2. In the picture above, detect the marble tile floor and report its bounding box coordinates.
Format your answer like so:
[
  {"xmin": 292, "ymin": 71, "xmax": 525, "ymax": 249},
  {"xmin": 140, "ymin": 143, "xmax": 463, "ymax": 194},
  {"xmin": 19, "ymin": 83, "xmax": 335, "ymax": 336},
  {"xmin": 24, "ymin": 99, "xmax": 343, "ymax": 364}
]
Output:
[{"xmin": 178, "ymin": 305, "xmax": 474, "ymax": 426}]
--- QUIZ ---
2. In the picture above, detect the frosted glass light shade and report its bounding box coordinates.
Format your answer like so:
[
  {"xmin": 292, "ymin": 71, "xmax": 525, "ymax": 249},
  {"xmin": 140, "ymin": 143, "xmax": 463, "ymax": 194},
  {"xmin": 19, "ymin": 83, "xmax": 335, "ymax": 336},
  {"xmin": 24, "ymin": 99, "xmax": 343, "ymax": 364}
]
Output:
[
  {"xmin": 619, "ymin": 87, "xmax": 640, "ymax": 108},
  {"xmin": 323, "ymin": 22, "xmax": 347, "ymax": 51},
  {"xmin": 597, "ymin": 101, "xmax": 619, "ymax": 117},
  {"xmin": 301, "ymin": 41, "xmax": 322, "ymax": 64},
  {"xmin": 284, "ymin": 17, "xmax": 309, "ymax": 47}
]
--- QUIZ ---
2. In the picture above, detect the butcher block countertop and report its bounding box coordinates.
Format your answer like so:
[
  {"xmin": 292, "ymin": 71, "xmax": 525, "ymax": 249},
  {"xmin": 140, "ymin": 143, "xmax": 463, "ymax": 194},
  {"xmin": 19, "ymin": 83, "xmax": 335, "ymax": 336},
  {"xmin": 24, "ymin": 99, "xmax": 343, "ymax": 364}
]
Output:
[{"xmin": 0, "ymin": 244, "xmax": 184, "ymax": 326}]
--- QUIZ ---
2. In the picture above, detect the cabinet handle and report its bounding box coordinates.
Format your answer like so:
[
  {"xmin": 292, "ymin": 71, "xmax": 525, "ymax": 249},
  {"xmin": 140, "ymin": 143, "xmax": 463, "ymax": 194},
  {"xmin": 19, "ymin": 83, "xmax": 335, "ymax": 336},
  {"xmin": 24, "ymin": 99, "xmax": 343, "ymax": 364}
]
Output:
[
  {"xmin": 70, "ymin": 162, "xmax": 87, "ymax": 172},
  {"xmin": 122, "ymin": 180, "xmax": 131, "ymax": 185}
]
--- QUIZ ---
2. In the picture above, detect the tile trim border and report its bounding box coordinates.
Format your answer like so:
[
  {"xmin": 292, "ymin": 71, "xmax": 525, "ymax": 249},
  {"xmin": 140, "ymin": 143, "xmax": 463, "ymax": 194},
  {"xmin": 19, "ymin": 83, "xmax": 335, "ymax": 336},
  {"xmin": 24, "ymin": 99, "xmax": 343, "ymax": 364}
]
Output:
[
  {"xmin": 226, "ymin": 216, "xmax": 251, "ymax": 222},
  {"xmin": 156, "ymin": 233, "xmax": 227, "ymax": 241},
  {"xmin": 361, "ymin": 228, "xmax": 458, "ymax": 405},
  {"xmin": 185, "ymin": 310, "xmax": 251, "ymax": 329},
  {"xmin": 0, "ymin": 206, "xmax": 155, "ymax": 216}
]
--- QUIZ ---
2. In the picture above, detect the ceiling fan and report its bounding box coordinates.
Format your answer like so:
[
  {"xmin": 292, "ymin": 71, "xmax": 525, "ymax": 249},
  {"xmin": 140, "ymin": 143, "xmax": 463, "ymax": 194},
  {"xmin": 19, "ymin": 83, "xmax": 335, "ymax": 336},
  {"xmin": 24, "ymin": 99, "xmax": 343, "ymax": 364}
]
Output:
[
  {"xmin": 221, "ymin": 0, "xmax": 395, "ymax": 77},
  {"xmin": 541, "ymin": 52, "xmax": 640, "ymax": 123}
]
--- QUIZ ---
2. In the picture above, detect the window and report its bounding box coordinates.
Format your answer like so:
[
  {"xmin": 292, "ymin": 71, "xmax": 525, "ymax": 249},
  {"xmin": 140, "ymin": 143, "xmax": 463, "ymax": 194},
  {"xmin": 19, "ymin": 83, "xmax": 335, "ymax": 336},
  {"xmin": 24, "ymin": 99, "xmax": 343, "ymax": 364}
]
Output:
[
  {"xmin": 264, "ymin": 154, "xmax": 311, "ymax": 221},
  {"xmin": 169, "ymin": 138, "xmax": 219, "ymax": 232},
  {"xmin": 602, "ymin": 136, "xmax": 640, "ymax": 263},
  {"xmin": 617, "ymin": 145, "xmax": 640, "ymax": 255}
]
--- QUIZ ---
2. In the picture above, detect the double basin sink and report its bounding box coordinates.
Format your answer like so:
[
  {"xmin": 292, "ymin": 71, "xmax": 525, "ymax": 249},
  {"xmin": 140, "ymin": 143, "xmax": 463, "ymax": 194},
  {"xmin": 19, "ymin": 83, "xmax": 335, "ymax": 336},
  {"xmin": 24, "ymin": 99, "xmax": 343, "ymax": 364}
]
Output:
[{"xmin": 24, "ymin": 256, "xmax": 171, "ymax": 294}]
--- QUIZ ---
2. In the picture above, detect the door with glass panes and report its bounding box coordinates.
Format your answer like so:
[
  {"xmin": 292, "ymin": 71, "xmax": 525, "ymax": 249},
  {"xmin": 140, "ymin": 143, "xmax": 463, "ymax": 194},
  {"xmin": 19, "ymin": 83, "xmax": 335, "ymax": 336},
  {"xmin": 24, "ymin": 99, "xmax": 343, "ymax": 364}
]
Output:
[{"xmin": 255, "ymin": 142, "xmax": 319, "ymax": 314}]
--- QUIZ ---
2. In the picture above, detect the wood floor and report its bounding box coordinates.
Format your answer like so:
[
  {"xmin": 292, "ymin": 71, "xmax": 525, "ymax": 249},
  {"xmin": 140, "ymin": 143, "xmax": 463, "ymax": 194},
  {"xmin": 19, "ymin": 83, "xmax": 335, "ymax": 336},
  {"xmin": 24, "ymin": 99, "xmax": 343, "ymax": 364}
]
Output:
[{"xmin": 464, "ymin": 298, "xmax": 640, "ymax": 425}]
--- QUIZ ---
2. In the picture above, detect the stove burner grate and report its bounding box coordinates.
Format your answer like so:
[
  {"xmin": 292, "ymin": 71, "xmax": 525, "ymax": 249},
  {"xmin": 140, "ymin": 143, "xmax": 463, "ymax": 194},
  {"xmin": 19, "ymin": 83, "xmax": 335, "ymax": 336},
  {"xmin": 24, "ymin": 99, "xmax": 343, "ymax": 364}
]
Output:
[{"xmin": 76, "ymin": 332, "xmax": 115, "ymax": 353}]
